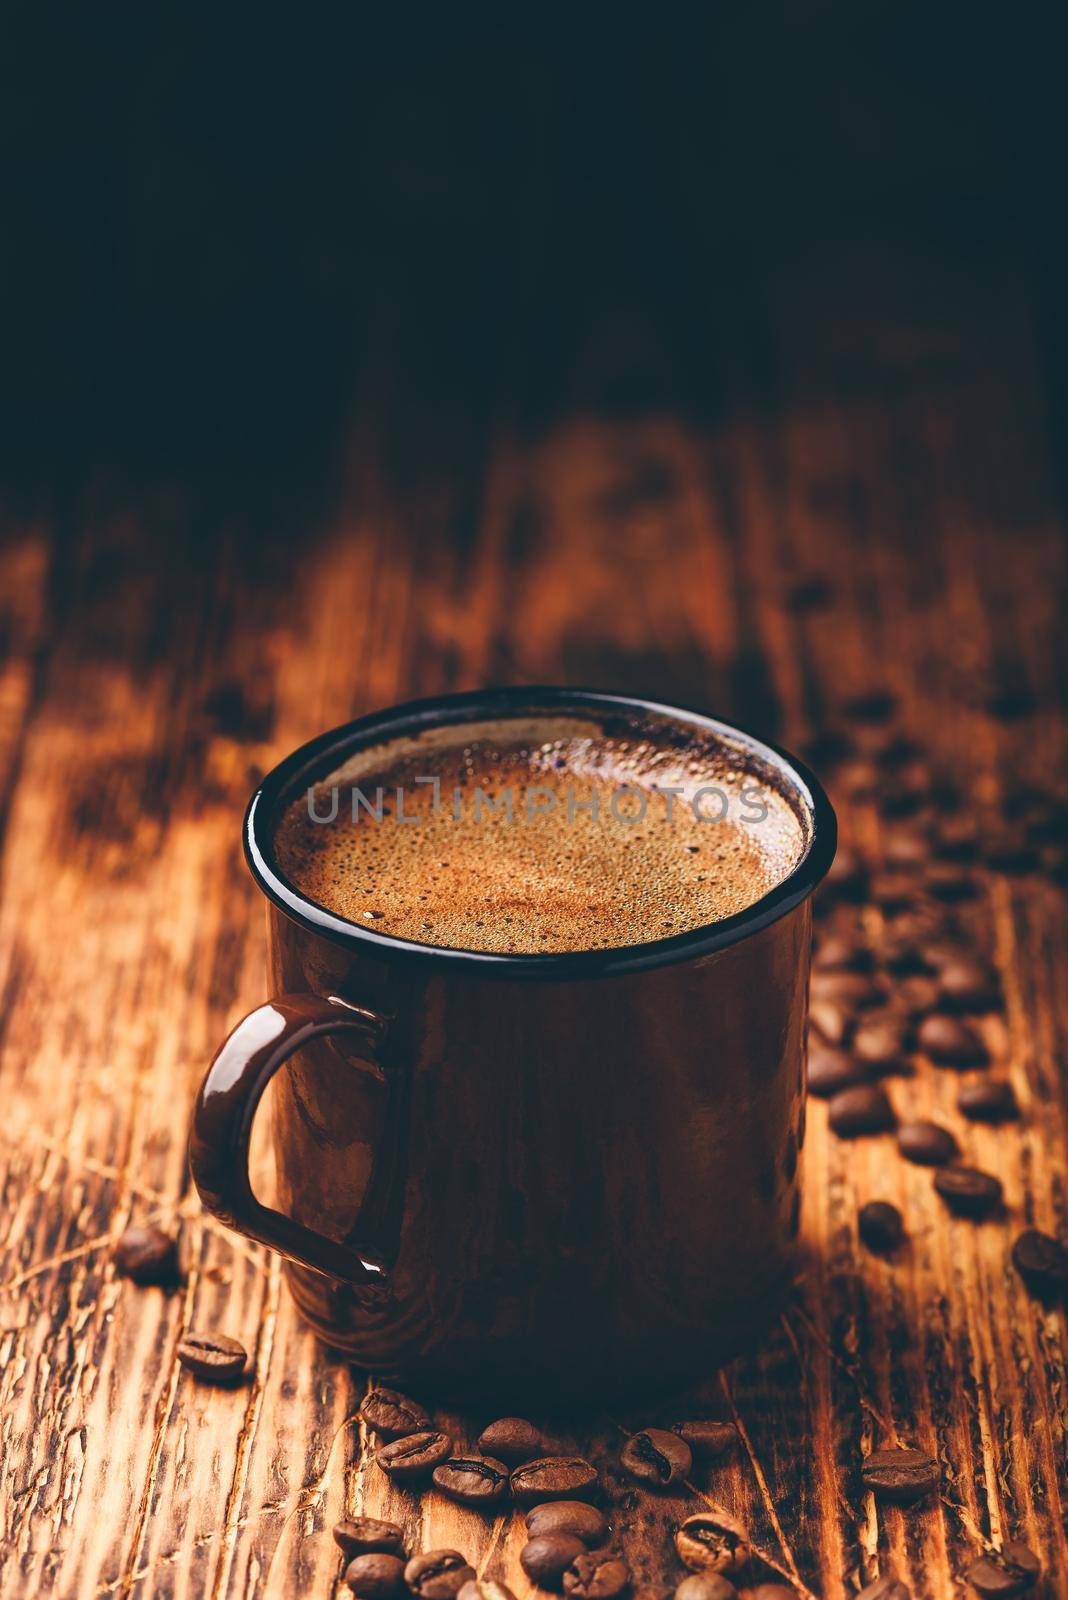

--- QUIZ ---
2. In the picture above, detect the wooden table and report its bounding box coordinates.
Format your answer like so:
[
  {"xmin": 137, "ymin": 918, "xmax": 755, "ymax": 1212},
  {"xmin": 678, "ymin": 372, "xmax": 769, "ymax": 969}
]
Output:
[{"xmin": 1, "ymin": 250, "xmax": 1066, "ymax": 1599}]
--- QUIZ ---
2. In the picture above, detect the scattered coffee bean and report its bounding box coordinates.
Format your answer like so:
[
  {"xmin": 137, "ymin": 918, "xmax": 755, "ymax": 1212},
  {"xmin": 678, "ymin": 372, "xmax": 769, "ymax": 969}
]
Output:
[
  {"xmin": 844, "ymin": 689, "xmax": 897, "ymax": 724},
  {"xmin": 828, "ymin": 1084, "xmax": 895, "ymax": 1138},
  {"xmin": 359, "ymin": 1386, "xmax": 430, "ymax": 1439},
  {"xmin": 958, "ymin": 1078, "xmax": 1018, "ymax": 1123},
  {"xmin": 521, "ymin": 1534, "xmax": 587, "ymax": 1588},
  {"xmin": 808, "ymin": 1045, "xmax": 869, "ymax": 1098},
  {"xmin": 334, "ymin": 1518, "xmax": 405, "ymax": 1558},
  {"xmin": 820, "ymin": 847, "xmax": 867, "ymax": 902},
  {"xmin": 511, "ymin": 1457, "xmax": 598, "ymax": 1505},
  {"xmin": 672, "ymin": 1420, "xmax": 736, "ymax": 1461},
  {"xmin": 897, "ymin": 1120, "xmax": 959, "ymax": 1166},
  {"xmin": 859, "ymin": 1201, "xmax": 905, "ymax": 1254},
  {"xmin": 883, "ymin": 829, "xmax": 929, "ymax": 871},
  {"xmin": 376, "ymin": 1430, "xmax": 452, "ymax": 1480},
  {"xmin": 934, "ymin": 1167, "xmax": 1003, "ymax": 1218},
  {"xmin": 852, "ymin": 1015, "xmax": 908, "ymax": 1071},
  {"xmin": 860, "ymin": 1445, "xmax": 939, "ymax": 1504},
  {"xmin": 674, "ymin": 1511, "xmax": 749, "ymax": 1576},
  {"xmin": 175, "ymin": 1330, "xmax": 247, "ymax": 1384},
  {"xmin": 113, "ymin": 1224, "xmax": 180, "ymax": 1286},
  {"xmin": 673, "ymin": 1577, "xmax": 737, "ymax": 1600},
  {"xmin": 938, "ymin": 959, "xmax": 1001, "ymax": 1012},
  {"xmin": 345, "ymin": 1553, "xmax": 406, "ymax": 1600},
  {"xmin": 750, "ymin": 1587, "xmax": 798, "ymax": 1600},
  {"xmin": 459, "ymin": 1583, "xmax": 517, "ymax": 1600},
  {"xmin": 620, "ymin": 1428, "xmax": 691, "ymax": 1488},
  {"xmin": 982, "ymin": 831, "xmax": 1039, "ymax": 875},
  {"xmin": 917, "ymin": 1015, "xmax": 989, "ymax": 1068},
  {"xmin": 924, "ymin": 862, "xmax": 978, "ymax": 902},
  {"xmin": 563, "ymin": 1554, "xmax": 631, "ymax": 1600},
  {"xmin": 458, "ymin": 1582, "xmax": 517, "ymax": 1600},
  {"xmin": 815, "ymin": 934, "xmax": 872, "ymax": 972},
  {"xmin": 526, "ymin": 1502, "xmax": 609, "ymax": 1547},
  {"xmin": 856, "ymin": 1577, "xmax": 911, "ymax": 1600},
  {"xmin": 891, "ymin": 975, "xmax": 941, "ymax": 1019},
  {"xmin": 809, "ymin": 1002, "xmax": 850, "ymax": 1047},
  {"xmin": 878, "ymin": 933, "xmax": 934, "ymax": 976},
  {"xmin": 964, "ymin": 1541, "xmax": 1040, "ymax": 1597},
  {"xmin": 867, "ymin": 873, "xmax": 916, "ymax": 913},
  {"xmin": 1011, "ymin": 1229, "xmax": 1068, "ymax": 1299},
  {"xmin": 811, "ymin": 970, "xmax": 884, "ymax": 1009},
  {"xmin": 477, "ymin": 1416, "xmax": 541, "ymax": 1465},
  {"xmin": 934, "ymin": 817, "xmax": 980, "ymax": 862},
  {"xmin": 432, "ymin": 1455, "xmax": 509, "ymax": 1505},
  {"xmin": 405, "ymin": 1552, "xmax": 477, "ymax": 1600}
]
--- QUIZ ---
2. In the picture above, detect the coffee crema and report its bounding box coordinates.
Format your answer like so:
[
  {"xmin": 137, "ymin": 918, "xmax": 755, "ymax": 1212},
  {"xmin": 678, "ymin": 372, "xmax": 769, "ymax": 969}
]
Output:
[{"xmin": 272, "ymin": 714, "xmax": 807, "ymax": 953}]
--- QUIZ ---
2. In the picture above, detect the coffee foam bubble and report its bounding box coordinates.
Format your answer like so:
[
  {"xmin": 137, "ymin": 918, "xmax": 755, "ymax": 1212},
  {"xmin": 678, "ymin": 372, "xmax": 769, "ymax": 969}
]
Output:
[{"xmin": 272, "ymin": 714, "xmax": 808, "ymax": 954}]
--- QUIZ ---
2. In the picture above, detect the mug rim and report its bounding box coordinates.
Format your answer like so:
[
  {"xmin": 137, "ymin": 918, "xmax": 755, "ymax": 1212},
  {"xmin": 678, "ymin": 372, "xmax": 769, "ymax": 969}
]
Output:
[{"xmin": 244, "ymin": 686, "xmax": 837, "ymax": 980}]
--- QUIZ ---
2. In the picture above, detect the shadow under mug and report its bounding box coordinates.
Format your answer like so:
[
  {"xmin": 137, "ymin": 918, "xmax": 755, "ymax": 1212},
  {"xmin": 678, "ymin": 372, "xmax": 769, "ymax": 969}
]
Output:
[{"xmin": 189, "ymin": 687, "xmax": 836, "ymax": 1404}]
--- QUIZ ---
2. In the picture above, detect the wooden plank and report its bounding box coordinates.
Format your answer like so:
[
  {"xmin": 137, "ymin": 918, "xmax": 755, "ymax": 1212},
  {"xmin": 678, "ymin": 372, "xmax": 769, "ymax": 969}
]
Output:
[{"xmin": 1, "ymin": 264, "xmax": 1067, "ymax": 1599}]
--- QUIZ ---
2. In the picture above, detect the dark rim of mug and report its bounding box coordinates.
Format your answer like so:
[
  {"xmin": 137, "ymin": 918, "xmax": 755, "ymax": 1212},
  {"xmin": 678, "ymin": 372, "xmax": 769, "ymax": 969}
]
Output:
[{"xmin": 245, "ymin": 686, "xmax": 837, "ymax": 980}]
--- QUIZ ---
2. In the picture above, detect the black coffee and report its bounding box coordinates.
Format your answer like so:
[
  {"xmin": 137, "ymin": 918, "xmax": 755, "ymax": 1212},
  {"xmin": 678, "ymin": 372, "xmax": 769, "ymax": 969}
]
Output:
[{"xmin": 273, "ymin": 712, "xmax": 806, "ymax": 954}]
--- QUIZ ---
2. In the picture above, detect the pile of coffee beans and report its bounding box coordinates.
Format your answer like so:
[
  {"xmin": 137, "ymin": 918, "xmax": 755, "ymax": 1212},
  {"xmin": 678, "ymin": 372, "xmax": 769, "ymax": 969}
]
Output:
[{"xmin": 807, "ymin": 694, "xmax": 1068, "ymax": 1333}]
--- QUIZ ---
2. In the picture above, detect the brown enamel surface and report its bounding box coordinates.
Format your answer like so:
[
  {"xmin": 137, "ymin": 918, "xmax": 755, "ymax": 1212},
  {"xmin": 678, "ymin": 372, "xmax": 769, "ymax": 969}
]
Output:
[{"xmin": 2, "ymin": 293, "xmax": 1067, "ymax": 1599}]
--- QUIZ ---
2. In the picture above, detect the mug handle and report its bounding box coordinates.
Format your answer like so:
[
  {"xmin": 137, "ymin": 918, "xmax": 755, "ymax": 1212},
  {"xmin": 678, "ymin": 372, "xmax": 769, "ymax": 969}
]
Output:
[{"xmin": 189, "ymin": 993, "xmax": 390, "ymax": 1284}]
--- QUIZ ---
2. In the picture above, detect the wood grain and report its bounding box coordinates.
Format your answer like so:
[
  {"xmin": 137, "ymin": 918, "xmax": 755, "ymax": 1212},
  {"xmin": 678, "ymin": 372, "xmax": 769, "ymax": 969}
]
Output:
[{"xmin": 1, "ymin": 256, "xmax": 1066, "ymax": 1600}]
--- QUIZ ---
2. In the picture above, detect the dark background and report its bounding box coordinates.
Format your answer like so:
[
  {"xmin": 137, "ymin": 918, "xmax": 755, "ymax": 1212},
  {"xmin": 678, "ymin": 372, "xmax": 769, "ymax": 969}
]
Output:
[{"xmin": 2, "ymin": 7, "xmax": 1065, "ymax": 522}]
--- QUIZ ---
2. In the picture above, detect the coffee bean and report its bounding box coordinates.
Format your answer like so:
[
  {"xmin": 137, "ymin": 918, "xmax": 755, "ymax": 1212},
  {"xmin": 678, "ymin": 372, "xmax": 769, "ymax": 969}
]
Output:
[
  {"xmin": 673, "ymin": 1577, "xmax": 737, "ymax": 1600},
  {"xmin": 982, "ymin": 831, "xmax": 1039, "ymax": 875},
  {"xmin": 820, "ymin": 847, "xmax": 867, "ymax": 902},
  {"xmin": 883, "ymin": 829, "xmax": 929, "ymax": 871},
  {"xmin": 431, "ymin": 1455, "xmax": 509, "ymax": 1505},
  {"xmin": 891, "ymin": 975, "xmax": 941, "ymax": 1019},
  {"xmin": 458, "ymin": 1582, "xmax": 517, "ymax": 1600},
  {"xmin": 958, "ymin": 1078, "xmax": 1018, "ymax": 1123},
  {"xmin": 511, "ymin": 1457, "xmax": 598, "ymax": 1505},
  {"xmin": 938, "ymin": 959, "xmax": 1001, "ymax": 1012},
  {"xmin": 896, "ymin": 1120, "xmax": 958, "ymax": 1166},
  {"xmin": 1011, "ymin": 1229, "xmax": 1068, "ymax": 1299},
  {"xmin": 671, "ymin": 1421, "xmax": 736, "ymax": 1461},
  {"xmin": 964, "ymin": 1541, "xmax": 1040, "ymax": 1597},
  {"xmin": 376, "ymin": 1430, "xmax": 452, "ymax": 1480},
  {"xmin": 808, "ymin": 1045, "xmax": 868, "ymax": 1098},
  {"xmin": 345, "ymin": 1553, "xmax": 406, "ymax": 1600},
  {"xmin": 815, "ymin": 934, "xmax": 872, "ymax": 972},
  {"xmin": 877, "ymin": 932, "xmax": 934, "ymax": 976},
  {"xmin": 674, "ymin": 1511, "xmax": 749, "ymax": 1576},
  {"xmin": 934, "ymin": 1167, "xmax": 1003, "ymax": 1218},
  {"xmin": 750, "ymin": 1587, "xmax": 798, "ymax": 1600},
  {"xmin": 844, "ymin": 689, "xmax": 898, "ymax": 724},
  {"xmin": 521, "ymin": 1535, "xmax": 587, "ymax": 1588},
  {"xmin": 113, "ymin": 1225, "xmax": 180, "ymax": 1286},
  {"xmin": 924, "ymin": 862, "xmax": 978, "ymax": 902},
  {"xmin": 867, "ymin": 874, "xmax": 916, "ymax": 913},
  {"xmin": 405, "ymin": 1552, "xmax": 477, "ymax": 1600},
  {"xmin": 860, "ymin": 1446, "xmax": 939, "ymax": 1504},
  {"xmin": 828, "ymin": 1084, "xmax": 895, "ymax": 1138},
  {"xmin": 837, "ymin": 758, "xmax": 880, "ymax": 799},
  {"xmin": 811, "ymin": 971, "xmax": 884, "ymax": 1009},
  {"xmin": 856, "ymin": 1577, "xmax": 911, "ymax": 1600},
  {"xmin": 852, "ymin": 1016, "xmax": 908, "ymax": 1071},
  {"xmin": 477, "ymin": 1416, "xmax": 542, "ymax": 1465},
  {"xmin": 934, "ymin": 817, "xmax": 980, "ymax": 862},
  {"xmin": 917, "ymin": 1015, "xmax": 989, "ymax": 1068},
  {"xmin": 359, "ymin": 1386, "xmax": 430, "ymax": 1439},
  {"xmin": 526, "ymin": 1502, "xmax": 609, "ymax": 1547},
  {"xmin": 563, "ymin": 1554, "xmax": 631, "ymax": 1600},
  {"xmin": 859, "ymin": 1201, "xmax": 905, "ymax": 1254},
  {"xmin": 334, "ymin": 1518, "xmax": 405, "ymax": 1558},
  {"xmin": 175, "ymin": 1330, "xmax": 247, "ymax": 1384},
  {"xmin": 809, "ymin": 1002, "xmax": 850, "ymax": 1047},
  {"xmin": 620, "ymin": 1428, "xmax": 691, "ymax": 1488}
]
